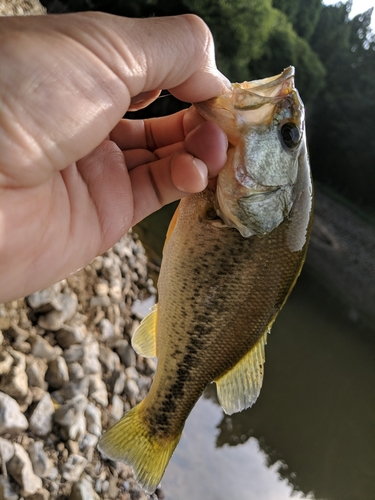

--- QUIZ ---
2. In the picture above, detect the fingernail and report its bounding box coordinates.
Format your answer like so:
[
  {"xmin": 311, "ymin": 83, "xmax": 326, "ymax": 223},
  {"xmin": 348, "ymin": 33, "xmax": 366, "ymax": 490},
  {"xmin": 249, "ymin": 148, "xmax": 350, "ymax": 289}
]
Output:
[{"xmin": 193, "ymin": 157, "xmax": 208, "ymax": 186}]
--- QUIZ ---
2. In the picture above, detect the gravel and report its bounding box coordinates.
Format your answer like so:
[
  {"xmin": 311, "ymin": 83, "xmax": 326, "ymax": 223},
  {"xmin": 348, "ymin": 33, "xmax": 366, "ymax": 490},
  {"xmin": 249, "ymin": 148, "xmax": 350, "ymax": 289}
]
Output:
[{"xmin": 0, "ymin": 231, "xmax": 161, "ymax": 500}]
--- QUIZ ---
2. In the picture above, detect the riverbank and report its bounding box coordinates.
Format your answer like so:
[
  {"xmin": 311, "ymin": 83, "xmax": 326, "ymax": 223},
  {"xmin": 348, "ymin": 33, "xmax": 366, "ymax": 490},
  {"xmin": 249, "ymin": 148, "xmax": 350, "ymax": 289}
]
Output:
[
  {"xmin": 307, "ymin": 186, "xmax": 375, "ymax": 327},
  {"xmin": 0, "ymin": 231, "xmax": 161, "ymax": 500}
]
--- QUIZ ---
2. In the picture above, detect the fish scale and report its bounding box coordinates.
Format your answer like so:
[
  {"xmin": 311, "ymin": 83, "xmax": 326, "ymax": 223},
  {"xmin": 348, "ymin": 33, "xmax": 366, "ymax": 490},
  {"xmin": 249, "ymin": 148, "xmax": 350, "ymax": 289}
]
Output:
[{"xmin": 98, "ymin": 66, "xmax": 313, "ymax": 493}]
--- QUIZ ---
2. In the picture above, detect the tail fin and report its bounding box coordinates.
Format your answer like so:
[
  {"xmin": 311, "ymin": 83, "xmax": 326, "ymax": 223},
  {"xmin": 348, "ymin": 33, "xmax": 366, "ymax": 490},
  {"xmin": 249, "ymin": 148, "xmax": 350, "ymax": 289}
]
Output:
[{"xmin": 97, "ymin": 401, "xmax": 181, "ymax": 494}]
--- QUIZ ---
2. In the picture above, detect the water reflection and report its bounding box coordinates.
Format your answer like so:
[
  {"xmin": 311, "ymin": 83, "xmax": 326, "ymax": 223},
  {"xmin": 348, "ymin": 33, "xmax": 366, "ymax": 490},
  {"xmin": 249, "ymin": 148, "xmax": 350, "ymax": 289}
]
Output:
[{"xmin": 162, "ymin": 397, "xmax": 312, "ymax": 500}]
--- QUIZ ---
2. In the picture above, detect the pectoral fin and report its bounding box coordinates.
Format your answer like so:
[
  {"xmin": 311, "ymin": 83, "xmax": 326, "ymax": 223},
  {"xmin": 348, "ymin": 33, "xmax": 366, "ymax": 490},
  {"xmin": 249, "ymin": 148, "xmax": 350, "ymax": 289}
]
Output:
[
  {"xmin": 215, "ymin": 329, "xmax": 268, "ymax": 415},
  {"xmin": 131, "ymin": 305, "xmax": 158, "ymax": 358}
]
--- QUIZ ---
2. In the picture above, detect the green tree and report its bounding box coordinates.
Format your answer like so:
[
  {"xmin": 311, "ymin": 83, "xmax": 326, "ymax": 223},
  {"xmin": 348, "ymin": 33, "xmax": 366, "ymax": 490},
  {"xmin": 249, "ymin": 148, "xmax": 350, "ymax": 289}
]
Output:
[
  {"xmin": 308, "ymin": 3, "xmax": 375, "ymax": 211},
  {"xmin": 273, "ymin": 0, "xmax": 323, "ymax": 40},
  {"xmin": 248, "ymin": 8, "xmax": 325, "ymax": 102},
  {"xmin": 183, "ymin": 0, "xmax": 275, "ymax": 81}
]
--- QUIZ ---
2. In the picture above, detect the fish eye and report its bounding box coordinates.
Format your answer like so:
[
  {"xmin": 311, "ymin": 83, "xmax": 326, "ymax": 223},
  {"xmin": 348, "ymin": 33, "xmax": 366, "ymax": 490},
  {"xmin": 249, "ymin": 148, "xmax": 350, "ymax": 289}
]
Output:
[{"xmin": 280, "ymin": 123, "xmax": 300, "ymax": 149}]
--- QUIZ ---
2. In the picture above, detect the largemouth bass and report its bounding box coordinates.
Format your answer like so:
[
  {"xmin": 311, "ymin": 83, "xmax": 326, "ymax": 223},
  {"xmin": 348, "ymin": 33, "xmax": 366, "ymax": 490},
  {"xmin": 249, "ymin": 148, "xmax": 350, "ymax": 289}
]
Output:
[{"xmin": 98, "ymin": 66, "xmax": 313, "ymax": 493}]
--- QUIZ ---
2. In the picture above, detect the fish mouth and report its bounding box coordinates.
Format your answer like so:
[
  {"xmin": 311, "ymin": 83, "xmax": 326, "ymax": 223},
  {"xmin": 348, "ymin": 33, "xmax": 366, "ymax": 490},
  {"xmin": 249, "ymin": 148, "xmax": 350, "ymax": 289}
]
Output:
[
  {"xmin": 232, "ymin": 66, "xmax": 296, "ymax": 111},
  {"xmin": 236, "ymin": 66, "xmax": 295, "ymax": 92}
]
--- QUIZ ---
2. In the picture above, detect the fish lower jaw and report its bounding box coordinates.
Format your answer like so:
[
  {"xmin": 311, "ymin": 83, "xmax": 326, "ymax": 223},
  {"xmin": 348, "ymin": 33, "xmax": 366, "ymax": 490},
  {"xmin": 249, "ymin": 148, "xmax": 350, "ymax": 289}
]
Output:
[{"xmin": 216, "ymin": 185, "xmax": 293, "ymax": 238}]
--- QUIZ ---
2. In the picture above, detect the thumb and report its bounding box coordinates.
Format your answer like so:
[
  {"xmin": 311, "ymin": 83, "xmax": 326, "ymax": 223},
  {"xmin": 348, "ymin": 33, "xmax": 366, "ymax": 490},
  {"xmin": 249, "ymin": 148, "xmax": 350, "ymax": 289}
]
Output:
[{"xmin": 0, "ymin": 13, "xmax": 230, "ymax": 186}]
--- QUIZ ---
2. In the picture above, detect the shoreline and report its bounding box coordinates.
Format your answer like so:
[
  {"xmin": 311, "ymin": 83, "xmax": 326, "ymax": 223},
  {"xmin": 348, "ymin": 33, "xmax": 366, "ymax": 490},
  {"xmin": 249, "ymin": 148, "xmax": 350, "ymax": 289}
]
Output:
[{"xmin": 0, "ymin": 231, "xmax": 161, "ymax": 500}]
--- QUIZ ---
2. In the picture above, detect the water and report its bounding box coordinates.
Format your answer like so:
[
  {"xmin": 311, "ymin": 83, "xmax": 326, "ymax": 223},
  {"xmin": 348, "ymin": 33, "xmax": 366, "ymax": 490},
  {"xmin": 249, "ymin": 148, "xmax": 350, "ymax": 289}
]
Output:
[
  {"xmin": 135, "ymin": 210, "xmax": 375, "ymax": 500},
  {"xmin": 163, "ymin": 398, "xmax": 308, "ymax": 500}
]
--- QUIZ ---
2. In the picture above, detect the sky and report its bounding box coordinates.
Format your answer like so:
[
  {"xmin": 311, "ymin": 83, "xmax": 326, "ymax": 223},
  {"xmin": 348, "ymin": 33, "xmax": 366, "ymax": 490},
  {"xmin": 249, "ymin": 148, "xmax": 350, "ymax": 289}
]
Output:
[{"xmin": 323, "ymin": 0, "xmax": 375, "ymax": 30}]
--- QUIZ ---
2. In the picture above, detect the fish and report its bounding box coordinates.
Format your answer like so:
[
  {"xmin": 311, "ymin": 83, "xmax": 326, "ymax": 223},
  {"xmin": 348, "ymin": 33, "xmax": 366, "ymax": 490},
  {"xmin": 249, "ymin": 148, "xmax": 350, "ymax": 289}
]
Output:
[{"xmin": 97, "ymin": 66, "xmax": 313, "ymax": 493}]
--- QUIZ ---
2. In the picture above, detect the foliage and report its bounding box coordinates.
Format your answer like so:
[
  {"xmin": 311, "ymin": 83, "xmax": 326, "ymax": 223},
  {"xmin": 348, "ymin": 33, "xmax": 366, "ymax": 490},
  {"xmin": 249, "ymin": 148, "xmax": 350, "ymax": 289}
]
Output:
[
  {"xmin": 273, "ymin": 0, "xmax": 323, "ymax": 40},
  {"xmin": 184, "ymin": 0, "xmax": 275, "ymax": 81},
  {"xmin": 308, "ymin": 3, "xmax": 375, "ymax": 210},
  {"xmin": 248, "ymin": 8, "xmax": 325, "ymax": 102}
]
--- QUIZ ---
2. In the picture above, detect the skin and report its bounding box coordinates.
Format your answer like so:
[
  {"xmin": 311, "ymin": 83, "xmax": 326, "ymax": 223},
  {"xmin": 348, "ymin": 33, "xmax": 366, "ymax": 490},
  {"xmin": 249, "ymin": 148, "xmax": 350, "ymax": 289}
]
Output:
[{"xmin": 0, "ymin": 12, "xmax": 229, "ymax": 303}]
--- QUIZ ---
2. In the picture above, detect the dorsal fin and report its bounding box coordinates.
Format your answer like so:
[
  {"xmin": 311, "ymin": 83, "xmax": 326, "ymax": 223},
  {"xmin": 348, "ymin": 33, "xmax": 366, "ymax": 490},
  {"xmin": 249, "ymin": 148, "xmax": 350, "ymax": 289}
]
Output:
[
  {"xmin": 215, "ymin": 328, "xmax": 268, "ymax": 415},
  {"xmin": 131, "ymin": 305, "xmax": 158, "ymax": 358}
]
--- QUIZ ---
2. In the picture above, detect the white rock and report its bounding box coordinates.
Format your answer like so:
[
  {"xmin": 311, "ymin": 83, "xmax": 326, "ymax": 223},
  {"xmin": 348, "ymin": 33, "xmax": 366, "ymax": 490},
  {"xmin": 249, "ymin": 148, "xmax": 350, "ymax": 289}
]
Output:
[
  {"xmin": 88, "ymin": 375, "xmax": 108, "ymax": 407},
  {"xmin": 99, "ymin": 346, "xmax": 120, "ymax": 373},
  {"xmin": 82, "ymin": 338, "xmax": 101, "ymax": 375},
  {"xmin": 85, "ymin": 403, "xmax": 102, "ymax": 437},
  {"xmin": 65, "ymin": 336, "xmax": 101, "ymax": 375},
  {"xmin": 89, "ymin": 295, "xmax": 111, "ymax": 308},
  {"xmin": 7, "ymin": 443, "xmax": 42, "ymax": 497},
  {"xmin": 118, "ymin": 343, "xmax": 136, "ymax": 368},
  {"xmin": 68, "ymin": 362, "xmax": 85, "ymax": 381},
  {"xmin": 26, "ymin": 358, "xmax": 48, "ymax": 390},
  {"xmin": 52, "ymin": 378, "xmax": 89, "ymax": 403},
  {"xmin": 46, "ymin": 466, "xmax": 58, "ymax": 481},
  {"xmin": 0, "ymin": 362, "xmax": 29, "ymax": 401},
  {"xmin": 125, "ymin": 379, "xmax": 139, "ymax": 400},
  {"xmin": 56, "ymin": 325, "xmax": 86, "ymax": 348},
  {"xmin": 27, "ymin": 288, "xmax": 55, "ymax": 309},
  {"xmin": 27, "ymin": 487, "xmax": 50, "ymax": 500},
  {"xmin": 0, "ymin": 392, "xmax": 28, "ymax": 434},
  {"xmin": 0, "ymin": 373, "xmax": 28, "ymax": 403},
  {"xmin": 111, "ymin": 370, "xmax": 126, "ymax": 395},
  {"xmin": 8, "ymin": 349, "xmax": 26, "ymax": 370},
  {"xmin": 61, "ymin": 454, "xmax": 87, "ymax": 482},
  {"xmin": 124, "ymin": 366, "xmax": 139, "ymax": 380},
  {"xmin": 98, "ymin": 318, "xmax": 114, "ymax": 340},
  {"xmin": 63, "ymin": 345, "xmax": 84, "ymax": 364},
  {"xmin": 54, "ymin": 395, "xmax": 87, "ymax": 442},
  {"xmin": 28, "ymin": 441, "xmax": 53, "ymax": 478},
  {"xmin": 45, "ymin": 356, "xmax": 69, "ymax": 390},
  {"xmin": 111, "ymin": 395, "xmax": 124, "ymax": 423},
  {"xmin": 30, "ymin": 337, "xmax": 56, "ymax": 362},
  {"xmin": 29, "ymin": 386, "xmax": 46, "ymax": 404},
  {"xmin": 0, "ymin": 436, "xmax": 15, "ymax": 462},
  {"xmin": 79, "ymin": 433, "xmax": 99, "ymax": 463},
  {"xmin": 7, "ymin": 324, "xmax": 29, "ymax": 344},
  {"xmin": 90, "ymin": 256, "xmax": 103, "ymax": 270},
  {"xmin": 38, "ymin": 293, "xmax": 78, "ymax": 331},
  {"xmin": 94, "ymin": 282, "xmax": 109, "ymax": 297},
  {"xmin": 145, "ymin": 357, "xmax": 157, "ymax": 373},
  {"xmin": 29, "ymin": 393, "xmax": 55, "ymax": 437},
  {"xmin": 108, "ymin": 284, "xmax": 122, "ymax": 303},
  {"xmin": 70, "ymin": 475, "xmax": 99, "ymax": 500},
  {"xmin": 0, "ymin": 476, "xmax": 18, "ymax": 500},
  {"xmin": 102, "ymin": 255, "xmax": 122, "ymax": 281},
  {"xmin": 80, "ymin": 433, "xmax": 98, "ymax": 451},
  {"xmin": 0, "ymin": 350, "xmax": 13, "ymax": 376}
]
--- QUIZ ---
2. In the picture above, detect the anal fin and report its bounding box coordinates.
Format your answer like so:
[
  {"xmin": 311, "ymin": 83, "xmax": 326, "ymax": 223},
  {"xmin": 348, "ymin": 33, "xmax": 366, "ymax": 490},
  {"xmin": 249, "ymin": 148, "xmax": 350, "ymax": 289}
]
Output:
[{"xmin": 215, "ymin": 328, "xmax": 268, "ymax": 415}]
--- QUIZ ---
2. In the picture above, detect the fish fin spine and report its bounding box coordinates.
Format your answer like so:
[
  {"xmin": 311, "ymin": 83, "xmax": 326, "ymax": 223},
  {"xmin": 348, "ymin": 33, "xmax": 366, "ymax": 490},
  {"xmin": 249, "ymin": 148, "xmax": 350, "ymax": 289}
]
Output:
[
  {"xmin": 98, "ymin": 401, "xmax": 181, "ymax": 494},
  {"xmin": 215, "ymin": 327, "xmax": 269, "ymax": 415},
  {"xmin": 131, "ymin": 304, "xmax": 158, "ymax": 358}
]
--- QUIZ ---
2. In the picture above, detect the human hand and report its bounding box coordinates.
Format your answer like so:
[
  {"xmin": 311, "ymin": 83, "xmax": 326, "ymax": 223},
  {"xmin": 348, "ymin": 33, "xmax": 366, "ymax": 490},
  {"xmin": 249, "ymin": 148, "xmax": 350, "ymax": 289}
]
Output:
[{"xmin": 0, "ymin": 13, "xmax": 229, "ymax": 302}]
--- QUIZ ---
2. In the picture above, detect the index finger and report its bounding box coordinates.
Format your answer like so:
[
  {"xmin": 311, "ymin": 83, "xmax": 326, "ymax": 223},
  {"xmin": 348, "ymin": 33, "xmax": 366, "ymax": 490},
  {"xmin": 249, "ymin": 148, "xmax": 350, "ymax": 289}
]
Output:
[{"xmin": 110, "ymin": 108, "xmax": 206, "ymax": 151}]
